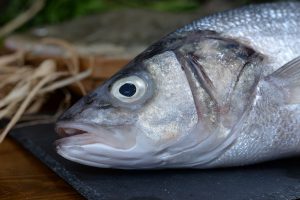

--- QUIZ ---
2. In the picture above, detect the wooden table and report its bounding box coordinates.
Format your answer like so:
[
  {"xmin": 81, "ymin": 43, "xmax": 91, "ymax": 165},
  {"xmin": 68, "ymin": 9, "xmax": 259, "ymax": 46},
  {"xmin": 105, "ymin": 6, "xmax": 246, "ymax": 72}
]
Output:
[{"xmin": 0, "ymin": 137, "xmax": 83, "ymax": 200}]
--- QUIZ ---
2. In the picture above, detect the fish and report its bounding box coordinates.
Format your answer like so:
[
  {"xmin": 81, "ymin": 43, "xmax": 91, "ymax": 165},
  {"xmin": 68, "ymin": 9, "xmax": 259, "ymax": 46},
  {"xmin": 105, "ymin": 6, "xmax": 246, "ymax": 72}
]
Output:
[{"xmin": 55, "ymin": 2, "xmax": 300, "ymax": 169}]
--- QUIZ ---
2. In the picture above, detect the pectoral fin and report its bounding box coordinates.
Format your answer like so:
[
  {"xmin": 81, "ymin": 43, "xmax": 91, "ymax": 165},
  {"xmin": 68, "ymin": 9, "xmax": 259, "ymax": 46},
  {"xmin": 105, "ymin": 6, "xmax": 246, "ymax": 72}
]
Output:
[{"xmin": 267, "ymin": 56, "xmax": 300, "ymax": 104}]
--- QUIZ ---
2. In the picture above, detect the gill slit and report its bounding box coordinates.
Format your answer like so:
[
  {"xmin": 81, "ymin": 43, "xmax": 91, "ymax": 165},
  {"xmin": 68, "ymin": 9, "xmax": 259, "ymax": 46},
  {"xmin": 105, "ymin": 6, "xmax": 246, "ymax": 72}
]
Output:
[{"xmin": 175, "ymin": 52, "xmax": 219, "ymax": 125}]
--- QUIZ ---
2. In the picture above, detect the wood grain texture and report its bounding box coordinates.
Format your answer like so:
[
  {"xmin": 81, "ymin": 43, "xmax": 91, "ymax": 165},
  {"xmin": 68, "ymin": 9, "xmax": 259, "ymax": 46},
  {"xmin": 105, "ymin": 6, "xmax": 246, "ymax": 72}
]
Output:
[{"xmin": 0, "ymin": 137, "xmax": 83, "ymax": 200}]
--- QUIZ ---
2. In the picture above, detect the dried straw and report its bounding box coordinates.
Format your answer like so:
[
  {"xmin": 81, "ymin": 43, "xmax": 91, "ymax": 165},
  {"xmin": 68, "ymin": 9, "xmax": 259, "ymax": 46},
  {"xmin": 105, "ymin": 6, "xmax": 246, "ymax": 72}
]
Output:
[
  {"xmin": 0, "ymin": 41, "xmax": 92, "ymax": 143},
  {"xmin": 42, "ymin": 38, "xmax": 87, "ymax": 95},
  {"xmin": 0, "ymin": 0, "xmax": 93, "ymax": 143}
]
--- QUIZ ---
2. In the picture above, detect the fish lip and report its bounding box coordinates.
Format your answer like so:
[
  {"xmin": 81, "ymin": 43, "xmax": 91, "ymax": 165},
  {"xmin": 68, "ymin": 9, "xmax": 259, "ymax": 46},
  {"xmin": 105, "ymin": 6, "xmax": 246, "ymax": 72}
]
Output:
[
  {"xmin": 55, "ymin": 121, "xmax": 107, "ymax": 138},
  {"xmin": 55, "ymin": 121, "xmax": 138, "ymax": 150}
]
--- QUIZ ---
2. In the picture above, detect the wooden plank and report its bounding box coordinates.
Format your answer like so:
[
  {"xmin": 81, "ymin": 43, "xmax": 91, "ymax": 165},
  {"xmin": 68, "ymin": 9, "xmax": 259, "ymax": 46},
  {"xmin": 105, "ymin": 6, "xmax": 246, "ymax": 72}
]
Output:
[{"xmin": 0, "ymin": 137, "xmax": 83, "ymax": 200}]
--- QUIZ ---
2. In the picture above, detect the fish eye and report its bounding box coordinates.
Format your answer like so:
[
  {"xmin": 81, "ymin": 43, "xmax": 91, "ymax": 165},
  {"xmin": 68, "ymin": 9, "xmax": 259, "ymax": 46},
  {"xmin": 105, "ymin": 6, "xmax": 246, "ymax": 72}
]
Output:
[{"xmin": 110, "ymin": 75, "xmax": 147, "ymax": 103}]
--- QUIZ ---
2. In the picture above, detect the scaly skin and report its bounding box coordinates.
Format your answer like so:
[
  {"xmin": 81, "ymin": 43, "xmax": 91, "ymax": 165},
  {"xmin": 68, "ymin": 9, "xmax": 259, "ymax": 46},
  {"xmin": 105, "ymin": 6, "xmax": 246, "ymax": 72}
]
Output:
[
  {"xmin": 176, "ymin": 2, "xmax": 300, "ymax": 167},
  {"xmin": 178, "ymin": 2, "xmax": 300, "ymax": 70}
]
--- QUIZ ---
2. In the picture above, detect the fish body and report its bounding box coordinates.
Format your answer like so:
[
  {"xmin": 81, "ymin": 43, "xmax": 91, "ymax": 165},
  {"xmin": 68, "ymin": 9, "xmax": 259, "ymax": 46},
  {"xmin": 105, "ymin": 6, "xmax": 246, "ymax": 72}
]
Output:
[{"xmin": 55, "ymin": 2, "xmax": 300, "ymax": 169}]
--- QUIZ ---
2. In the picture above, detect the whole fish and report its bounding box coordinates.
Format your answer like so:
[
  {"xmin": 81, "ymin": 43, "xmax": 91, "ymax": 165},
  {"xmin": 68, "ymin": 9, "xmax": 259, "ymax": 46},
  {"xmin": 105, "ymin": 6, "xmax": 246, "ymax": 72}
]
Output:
[{"xmin": 55, "ymin": 2, "xmax": 300, "ymax": 169}]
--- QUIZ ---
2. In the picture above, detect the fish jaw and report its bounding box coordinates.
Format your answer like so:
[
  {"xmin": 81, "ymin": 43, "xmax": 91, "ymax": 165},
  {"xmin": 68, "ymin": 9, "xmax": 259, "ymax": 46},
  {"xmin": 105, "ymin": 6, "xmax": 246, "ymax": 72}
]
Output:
[
  {"xmin": 55, "ymin": 122, "xmax": 166, "ymax": 169},
  {"xmin": 55, "ymin": 121, "xmax": 235, "ymax": 169}
]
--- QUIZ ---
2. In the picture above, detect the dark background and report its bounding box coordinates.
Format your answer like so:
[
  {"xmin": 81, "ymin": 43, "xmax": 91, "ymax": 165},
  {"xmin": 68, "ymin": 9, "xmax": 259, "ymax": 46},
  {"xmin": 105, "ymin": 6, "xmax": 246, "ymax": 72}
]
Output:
[{"xmin": 0, "ymin": 0, "xmax": 293, "ymax": 30}]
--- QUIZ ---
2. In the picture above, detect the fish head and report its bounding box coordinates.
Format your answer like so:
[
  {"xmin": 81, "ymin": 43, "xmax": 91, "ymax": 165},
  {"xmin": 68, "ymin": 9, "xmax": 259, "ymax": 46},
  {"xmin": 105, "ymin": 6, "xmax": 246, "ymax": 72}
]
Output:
[
  {"xmin": 55, "ymin": 39, "xmax": 199, "ymax": 169},
  {"xmin": 55, "ymin": 31, "xmax": 263, "ymax": 168}
]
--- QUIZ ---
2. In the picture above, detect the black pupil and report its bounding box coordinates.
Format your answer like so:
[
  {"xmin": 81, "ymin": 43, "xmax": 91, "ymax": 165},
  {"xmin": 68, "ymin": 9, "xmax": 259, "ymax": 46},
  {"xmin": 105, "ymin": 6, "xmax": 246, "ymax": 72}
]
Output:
[{"xmin": 119, "ymin": 83, "xmax": 136, "ymax": 97}]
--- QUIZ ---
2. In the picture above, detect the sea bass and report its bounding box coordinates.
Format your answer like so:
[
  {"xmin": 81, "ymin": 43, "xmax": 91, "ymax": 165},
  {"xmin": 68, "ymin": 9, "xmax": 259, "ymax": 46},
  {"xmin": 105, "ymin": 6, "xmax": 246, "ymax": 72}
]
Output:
[{"xmin": 55, "ymin": 2, "xmax": 300, "ymax": 169}]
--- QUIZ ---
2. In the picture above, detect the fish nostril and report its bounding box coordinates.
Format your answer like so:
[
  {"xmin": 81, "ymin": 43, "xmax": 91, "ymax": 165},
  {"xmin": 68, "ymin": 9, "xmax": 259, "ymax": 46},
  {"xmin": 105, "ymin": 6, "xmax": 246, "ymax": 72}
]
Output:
[
  {"xmin": 83, "ymin": 93, "xmax": 97, "ymax": 105},
  {"xmin": 84, "ymin": 97, "xmax": 93, "ymax": 104},
  {"xmin": 97, "ymin": 103, "xmax": 112, "ymax": 109}
]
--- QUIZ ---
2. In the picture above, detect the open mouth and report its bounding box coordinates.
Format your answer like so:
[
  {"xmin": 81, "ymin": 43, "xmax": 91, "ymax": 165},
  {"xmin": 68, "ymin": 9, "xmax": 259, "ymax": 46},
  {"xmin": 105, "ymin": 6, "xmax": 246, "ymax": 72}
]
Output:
[
  {"xmin": 55, "ymin": 122, "xmax": 162, "ymax": 169},
  {"xmin": 56, "ymin": 122, "xmax": 113, "ymax": 139},
  {"xmin": 56, "ymin": 126, "xmax": 86, "ymax": 138},
  {"xmin": 55, "ymin": 122, "xmax": 136, "ymax": 149}
]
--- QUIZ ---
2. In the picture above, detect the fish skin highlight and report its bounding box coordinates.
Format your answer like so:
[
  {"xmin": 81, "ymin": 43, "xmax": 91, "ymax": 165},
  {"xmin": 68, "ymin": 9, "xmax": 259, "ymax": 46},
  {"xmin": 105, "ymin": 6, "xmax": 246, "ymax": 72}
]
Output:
[{"xmin": 55, "ymin": 2, "xmax": 300, "ymax": 169}]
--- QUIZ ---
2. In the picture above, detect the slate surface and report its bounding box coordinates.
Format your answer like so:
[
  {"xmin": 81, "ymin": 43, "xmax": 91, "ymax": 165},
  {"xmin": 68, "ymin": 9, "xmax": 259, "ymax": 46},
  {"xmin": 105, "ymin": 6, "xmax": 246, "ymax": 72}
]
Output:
[{"xmin": 9, "ymin": 123, "xmax": 300, "ymax": 200}]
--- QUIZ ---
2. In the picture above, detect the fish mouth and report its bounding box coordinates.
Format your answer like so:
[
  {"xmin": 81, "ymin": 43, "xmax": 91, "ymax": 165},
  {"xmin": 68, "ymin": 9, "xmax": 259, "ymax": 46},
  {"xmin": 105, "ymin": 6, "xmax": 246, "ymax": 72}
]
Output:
[
  {"xmin": 54, "ymin": 122, "xmax": 161, "ymax": 168},
  {"xmin": 56, "ymin": 124, "xmax": 86, "ymax": 138},
  {"xmin": 55, "ymin": 122, "xmax": 136, "ymax": 150}
]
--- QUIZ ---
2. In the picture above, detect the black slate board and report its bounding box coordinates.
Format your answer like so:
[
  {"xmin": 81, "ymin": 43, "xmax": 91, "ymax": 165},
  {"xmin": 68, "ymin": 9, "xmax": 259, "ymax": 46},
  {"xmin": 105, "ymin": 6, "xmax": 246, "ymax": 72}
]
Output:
[{"xmin": 9, "ymin": 123, "xmax": 300, "ymax": 200}]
